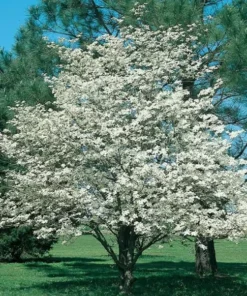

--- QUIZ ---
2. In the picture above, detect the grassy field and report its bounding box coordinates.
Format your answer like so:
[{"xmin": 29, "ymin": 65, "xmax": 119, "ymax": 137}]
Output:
[{"xmin": 0, "ymin": 236, "xmax": 247, "ymax": 296}]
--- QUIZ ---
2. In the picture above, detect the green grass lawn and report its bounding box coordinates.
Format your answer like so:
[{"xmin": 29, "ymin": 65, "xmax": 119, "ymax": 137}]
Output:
[{"xmin": 0, "ymin": 236, "xmax": 247, "ymax": 295}]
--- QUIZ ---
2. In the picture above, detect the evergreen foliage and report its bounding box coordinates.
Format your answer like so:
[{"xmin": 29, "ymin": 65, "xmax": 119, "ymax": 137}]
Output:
[{"xmin": 0, "ymin": 226, "xmax": 56, "ymax": 262}]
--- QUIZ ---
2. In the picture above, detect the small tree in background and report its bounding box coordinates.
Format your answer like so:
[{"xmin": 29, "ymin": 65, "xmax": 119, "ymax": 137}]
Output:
[{"xmin": 1, "ymin": 13, "xmax": 247, "ymax": 294}]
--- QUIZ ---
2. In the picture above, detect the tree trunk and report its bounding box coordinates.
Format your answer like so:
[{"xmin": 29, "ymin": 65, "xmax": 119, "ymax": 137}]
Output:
[
  {"xmin": 208, "ymin": 239, "xmax": 217, "ymax": 274},
  {"xmin": 195, "ymin": 237, "xmax": 217, "ymax": 276},
  {"xmin": 118, "ymin": 226, "xmax": 137, "ymax": 294},
  {"xmin": 119, "ymin": 267, "xmax": 135, "ymax": 295}
]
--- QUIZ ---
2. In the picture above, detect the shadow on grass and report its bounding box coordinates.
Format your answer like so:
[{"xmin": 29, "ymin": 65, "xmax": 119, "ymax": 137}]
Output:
[
  {"xmin": 17, "ymin": 256, "xmax": 106, "ymax": 264},
  {"xmin": 21, "ymin": 258, "xmax": 247, "ymax": 296}
]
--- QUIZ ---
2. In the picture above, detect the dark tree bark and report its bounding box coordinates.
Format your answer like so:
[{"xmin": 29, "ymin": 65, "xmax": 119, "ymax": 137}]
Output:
[
  {"xmin": 195, "ymin": 237, "xmax": 218, "ymax": 276},
  {"xmin": 92, "ymin": 221, "xmax": 165, "ymax": 294},
  {"xmin": 118, "ymin": 226, "xmax": 137, "ymax": 294}
]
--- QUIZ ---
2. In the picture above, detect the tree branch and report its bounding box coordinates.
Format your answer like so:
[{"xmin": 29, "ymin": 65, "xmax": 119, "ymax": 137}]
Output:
[
  {"xmin": 91, "ymin": 0, "xmax": 112, "ymax": 36},
  {"xmin": 234, "ymin": 142, "xmax": 247, "ymax": 159}
]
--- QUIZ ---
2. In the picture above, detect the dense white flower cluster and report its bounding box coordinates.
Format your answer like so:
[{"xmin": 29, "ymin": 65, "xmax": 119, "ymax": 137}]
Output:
[{"xmin": 1, "ymin": 22, "xmax": 247, "ymax": 249}]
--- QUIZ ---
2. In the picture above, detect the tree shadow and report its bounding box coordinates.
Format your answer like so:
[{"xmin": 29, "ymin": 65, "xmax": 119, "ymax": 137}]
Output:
[
  {"xmin": 133, "ymin": 273, "xmax": 247, "ymax": 296},
  {"xmin": 21, "ymin": 259, "xmax": 247, "ymax": 295},
  {"xmin": 17, "ymin": 256, "xmax": 106, "ymax": 264}
]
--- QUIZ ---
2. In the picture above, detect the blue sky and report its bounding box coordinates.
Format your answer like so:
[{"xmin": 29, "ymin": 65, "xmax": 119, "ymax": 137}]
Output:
[
  {"xmin": 0, "ymin": 0, "xmax": 232, "ymax": 52},
  {"xmin": 0, "ymin": 0, "xmax": 39, "ymax": 51}
]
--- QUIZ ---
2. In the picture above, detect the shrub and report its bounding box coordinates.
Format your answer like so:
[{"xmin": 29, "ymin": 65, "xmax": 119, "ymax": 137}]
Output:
[{"xmin": 0, "ymin": 226, "xmax": 56, "ymax": 262}]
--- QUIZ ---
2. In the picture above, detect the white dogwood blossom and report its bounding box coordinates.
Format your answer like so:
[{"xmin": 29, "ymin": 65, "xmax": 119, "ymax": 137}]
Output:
[{"xmin": 1, "ymin": 20, "xmax": 247, "ymax": 293}]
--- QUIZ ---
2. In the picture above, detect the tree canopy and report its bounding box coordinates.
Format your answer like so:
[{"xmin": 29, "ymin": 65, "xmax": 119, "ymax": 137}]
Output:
[{"xmin": 1, "ymin": 18, "xmax": 247, "ymax": 293}]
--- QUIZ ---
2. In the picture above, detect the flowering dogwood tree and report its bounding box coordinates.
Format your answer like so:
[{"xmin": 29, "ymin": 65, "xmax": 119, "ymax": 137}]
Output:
[{"xmin": 1, "ymin": 18, "xmax": 247, "ymax": 293}]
